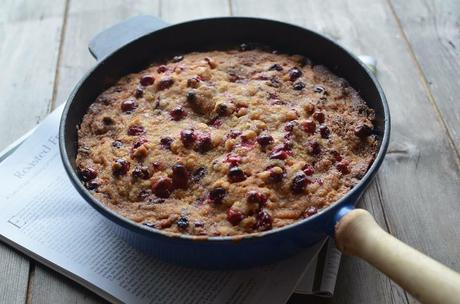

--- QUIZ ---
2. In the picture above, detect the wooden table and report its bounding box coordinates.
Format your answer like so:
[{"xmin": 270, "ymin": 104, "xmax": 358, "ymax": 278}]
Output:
[{"xmin": 1, "ymin": 0, "xmax": 459, "ymax": 303}]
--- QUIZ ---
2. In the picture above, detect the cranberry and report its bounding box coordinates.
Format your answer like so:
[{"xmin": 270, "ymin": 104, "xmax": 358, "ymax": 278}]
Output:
[
  {"xmin": 112, "ymin": 159, "xmax": 130, "ymax": 176},
  {"xmin": 209, "ymin": 187, "xmax": 226, "ymax": 203},
  {"xmin": 254, "ymin": 210, "xmax": 272, "ymax": 231},
  {"xmin": 121, "ymin": 98, "xmax": 137, "ymax": 112},
  {"xmin": 157, "ymin": 77, "xmax": 174, "ymax": 90},
  {"xmin": 195, "ymin": 132, "xmax": 212, "ymax": 153},
  {"xmin": 160, "ymin": 137, "xmax": 173, "ymax": 150},
  {"xmin": 140, "ymin": 75, "xmax": 155, "ymax": 86},
  {"xmin": 127, "ymin": 125, "xmax": 145, "ymax": 136},
  {"xmin": 270, "ymin": 150, "xmax": 289, "ymax": 160},
  {"xmin": 207, "ymin": 117, "xmax": 222, "ymax": 128},
  {"xmin": 284, "ymin": 121, "xmax": 298, "ymax": 132},
  {"xmin": 256, "ymin": 134, "xmax": 274, "ymax": 147},
  {"xmin": 293, "ymin": 82, "xmax": 305, "ymax": 90},
  {"xmin": 247, "ymin": 191, "xmax": 267, "ymax": 206},
  {"xmin": 227, "ymin": 130, "xmax": 242, "ymax": 139},
  {"xmin": 157, "ymin": 65, "xmax": 168, "ymax": 73},
  {"xmin": 79, "ymin": 167, "xmax": 97, "ymax": 181},
  {"xmin": 330, "ymin": 150, "xmax": 343, "ymax": 162},
  {"xmin": 186, "ymin": 91, "xmax": 197, "ymax": 103},
  {"xmin": 227, "ymin": 208, "xmax": 244, "ymax": 226},
  {"xmin": 112, "ymin": 140, "xmax": 123, "ymax": 148},
  {"xmin": 269, "ymin": 64, "xmax": 283, "ymax": 71},
  {"xmin": 336, "ymin": 160, "xmax": 350, "ymax": 175},
  {"xmin": 191, "ymin": 167, "xmax": 207, "ymax": 182},
  {"xmin": 228, "ymin": 73, "xmax": 241, "ymax": 83},
  {"xmin": 291, "ymin": 172, "xmax": 307, "ymax": 194},
  {"xmin": 313, "ymin": 85, "xmax": 327, "ymax": 94},
  {"xmin": 180, "ymin": 129, "xmax": 196, "ymax": 146},
  {"xmin": 172, "ymin": 164, "xmax": 189, "ymax": 189},
  {"xmin": 225, "ymin": 153, "xmax": 242, "ymax": 167},
  {"xmin": 176, "ymin": 216, "xmax": 189, "ymax": 230},
  {"xmin": 187, "ymin": 77, "xmax": 201, "ymax": 88},
  {"xmin": 152, "ymin": 177, "xmax": 173, "ymax": 198},
  {"xmin": 304, "ymin": 206, "xmax": 318, "ymax": 217},
  {"xmin": 172, "ymin": 55, "xmax": 184, "ymax": 62},
  {"xmin": 132, "ymin": 136, "xmax": 148, "ymax": 149},
  {"xmin": 228, "ymin": 167, "xmax": 246, "ymax": 183},
  {"xmin": 354, "ymin": 123, "xmax": 373, "ymax": 138},
  {"xmin": 86, "ymin": 179, "xmax": 100, "ymax": 190},
  {"xmin": 132, "ymin": 166, "xmax": 151, "ymax": 180},
  {"xmin": 301, "ymin": 120, "xmax": 316, "ymax": 134},
  {"xmin": 312, "ymin": 112, "xmax": 325, "ymax": 123},
  {"xmin": 307, "ymin": 140, "xmax": 321, "ymax": 155},
  {"xmin": 170, "ymin": 106, "xmax": 187, "ymax": 121},
  {"xmin": 319, "ymin": 125, "xmax": 331, "ymax": 138},
  {"xmin": 303, "ymin": 164, "xmax": 315, "ymax": 176},
  {"xmin": 288, "ymin": 67, "xmax": 302, "ymax": 81},
  {"xmin": 134, "ymin": 87, "xmax": 144, "ymax": 98}
]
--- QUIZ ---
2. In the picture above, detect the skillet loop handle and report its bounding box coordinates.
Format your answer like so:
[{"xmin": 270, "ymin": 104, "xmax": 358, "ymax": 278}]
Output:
[
  {"xmin": 88, "ymin": 15, "xmax": 169, "ymax": 60},
  {"xmin": 335, "ymin": 209, "xmax": 460, "ymax": 304}
]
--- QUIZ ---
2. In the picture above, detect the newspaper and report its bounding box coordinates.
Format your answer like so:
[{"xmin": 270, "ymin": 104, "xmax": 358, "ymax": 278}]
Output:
[{"xmin": 0, "ymin": 105, "xmax": 340, "ymax": 303}]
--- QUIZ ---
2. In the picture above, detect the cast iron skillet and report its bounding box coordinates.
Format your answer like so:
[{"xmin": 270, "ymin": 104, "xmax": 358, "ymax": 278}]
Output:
[{"xmin": 59, "ymin": 16, "xmax": 460, "ymax": 303}]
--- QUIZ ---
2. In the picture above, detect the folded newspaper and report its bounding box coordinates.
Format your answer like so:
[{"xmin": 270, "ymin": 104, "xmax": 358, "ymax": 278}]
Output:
[{"xmin": 0, "ymin": 105, "xmax": 341, "ymax": 304}]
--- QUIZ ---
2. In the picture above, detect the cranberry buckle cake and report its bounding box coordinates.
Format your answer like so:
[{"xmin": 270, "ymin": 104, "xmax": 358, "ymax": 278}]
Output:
[{"xmin": 76, "ymin": 45, "xmax": 378, "ymax": 236}]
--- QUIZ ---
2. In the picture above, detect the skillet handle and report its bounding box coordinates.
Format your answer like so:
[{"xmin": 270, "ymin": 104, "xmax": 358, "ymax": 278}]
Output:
[
  {"xmin": 88, "ymin": 15, "xmax": 169, "ymax": 60},
  {"xmin": 335, "ymin": 209, "xmax": 460, "ymax": 304}
]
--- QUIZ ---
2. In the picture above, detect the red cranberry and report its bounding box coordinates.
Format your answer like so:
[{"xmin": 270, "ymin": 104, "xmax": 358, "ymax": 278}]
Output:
[
  {"xmin": 319, "ymin": 125, "xmax": 331, "ymax": 138},
  {"xmin": 170, "ymin": 106, "xmax": 187, "ymax": 121},
  {"xmin": 187, "ymin": 77, "xmax": 201, "ymax": 88},
  {"xmin": 172, "ymin": 164, "xmax": 189, "ymax": 189},
  {"xmin": 180, "ymin": 129, "xmax": 196, "ymax": 146},
  {"xmin": 225, "ymin": 153, "xmax": 242, "ymax": 167},
  {"xmin": 336, "ymin": 160, "xmax": 350, "ymax": 175},
  {"xmin": 304, "ymin": 206, "xmax": 318, "ymax": 217},
  {"xmin": 152, "ymin": 177, "xmax": 173, "ymax": 198},
  {"xmin": 191, "ymin": 167, "xmax": 207, "ymax": 182},
  {"xmin": 269, "ymin": 64, "xmax": 283, "ymax": 71},
  {"xmin": 247, "ymin": 191, "xmax": 267, "ymax": 206},
  {"xmin": 157, "ymin": 77, "xmax": 174, "ymax": 90},
  {"xmin": 293, "ymin": 82, "xmax": 305, "ymax": 90},
  {"xmin": 140, "ymin": 75, "xmax": 155, "ymax": 86},
  {"xmin": 291, "ymin": 172, "xmax": 308, "ymax": 194},
  {"xmin": 288, "ymin": 67, "xmax": 302, "ymax": 81},
  {"xmin": 209, "ymin": 187, "xmax": 226, "ymax": 203},
  {"xmin": 227, "ymin": 208, "xmax": 244, "ymax": 226},
  {"xmin": 285, "ymin": 121, "xmax": 298, "ymax": 132},
  {"xmin": 79, "ymin": 167, "xmax": 97, "ymax": 181},
  {"xmin": 186, "ymin": 91, "xmax": 197, "ymax": 103},
  {"xmin": 301, "ymin": 120, "xmax": 316, "ymax": 134},
  {"xmin": 132, "ymin": 166, "xmax": 151, "ymax": 179},
  {"xmin": 313, "ymin": 85, "xmax": 327, "ymax": 94},
  {"xmin": 312, "ymin": 112, "xmax": 325, "ymax": 123},
  {"xmin": 254, "ymin": 210, "xmax": 273, "ymax": 231},
  {"xmin": 160, "ymin": 137, "xmax": 173, "ymax": 150},
  {"xmin": 330, "ymin": 150, "xmax": 343, "ymax": 162},
  {"xmin": 112, "ymin": 159, "xmax": 130, "ymax": 176},
  {"xmin": 172, "ymin": 55, "xmax": 184, "ymax": 62},
  {"xmin": 227, "ymin": 130, "xmax": 242, "ymax": 139},
  {"xmin": 207, "ymin": 117, "xmax": 222, "ymax": 128},
  {"xmin": 303, "ymin": 164, "xmax": 315, "ymax": 176},
  {"xmin": 256, "ymin": 134, "xmax": 274, "ymax": 147},
  {"xmin": 127, "ymin": 125, "xmax": 145, "ymax": 136},
  {"xmin": 354, "ymin": 123, "xmax": 373, "ymax": 138},
  {"xmin": 157, "ymin": 65, "xmax": 168, "ymax": 73},
  {"xmin": 195, "ymin": 132, "xmax": 212, "ymax": 153},
  {"xmin": 176, "ymin": 216, "xmax": 189, "ymax": 230},
  {"xmin": 121, "ymin": 98, "xmax": 138, "ymax": 112},
  {"xmin": 270, "ymin": 150, "xmax": 289, "ymax": 160},
  {"xmin": 228, "ymin": 167, "xmax": 246, "ymax": 183},
  {"xmin": 307, "ymin": 140, "xmax": 321, "ymax": 155}
]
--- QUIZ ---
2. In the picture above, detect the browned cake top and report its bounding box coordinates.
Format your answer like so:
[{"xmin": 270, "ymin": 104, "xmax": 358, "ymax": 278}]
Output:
[{"xmin": 76, "ymin": 47, "xmax": 377, "ymax": 236}]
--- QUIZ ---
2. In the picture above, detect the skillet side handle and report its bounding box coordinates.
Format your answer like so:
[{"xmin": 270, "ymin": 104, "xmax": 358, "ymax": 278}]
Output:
[
  {"xmin": 335, "ymin": 209, "xmax": 460, "ymax": 304},
  {"xmin": 88, "ymin": 15, "xmax": 169, "ymax": 61}
]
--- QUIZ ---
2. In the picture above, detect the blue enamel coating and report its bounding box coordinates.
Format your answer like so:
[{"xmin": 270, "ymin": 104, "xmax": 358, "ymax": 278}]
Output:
[{"xmin": 59, "ymin": 16, "xmax": 390, "ymax": 269}]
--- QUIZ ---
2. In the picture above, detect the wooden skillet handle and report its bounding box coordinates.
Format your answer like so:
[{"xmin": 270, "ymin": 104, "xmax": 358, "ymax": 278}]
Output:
[{"xmin": 335, "ymin": 209, "xmax": 460, "ymax": 304}]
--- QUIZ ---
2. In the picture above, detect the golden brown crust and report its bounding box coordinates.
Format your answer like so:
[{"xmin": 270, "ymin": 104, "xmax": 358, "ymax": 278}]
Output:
[{"xmin": 76, "ymin": 48, "xmax": 378, "ymax": 236}]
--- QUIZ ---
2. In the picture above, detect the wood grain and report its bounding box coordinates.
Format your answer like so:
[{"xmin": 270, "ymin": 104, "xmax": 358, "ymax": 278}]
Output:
[
  {"xmin": 389, "ymin": 0, "xmax": 460, "ymax": 157},
  {"xmin": 232, "ymin": 0, "xmax": 460, "ymax": 303},
  {"xmin": 0, "ymin": 246, "xmax": 30, "ymax": 304}
]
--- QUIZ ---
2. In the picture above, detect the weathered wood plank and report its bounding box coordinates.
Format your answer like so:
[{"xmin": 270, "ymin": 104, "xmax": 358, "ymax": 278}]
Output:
[
  {"xmin": 232, "ymin": 0, "xmax": 460, "ymax": 303},
  {"xmin": 160, "ymin": 0, "xmax": 230, "ymax": 23},
  {"xmin": 389, "ymin": 0, "xmax": 460, "ymax": 156},
  {"xmin": 0, "ymin": 245, "xmax": 30, "ymax": 304},
  {"xmin": 0, "ymin": 0, "xmax": 66, "ymax": 150}
]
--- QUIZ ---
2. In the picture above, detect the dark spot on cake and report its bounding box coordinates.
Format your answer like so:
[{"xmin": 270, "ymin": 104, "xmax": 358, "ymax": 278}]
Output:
[
  {"xmin": 132, "ymin": 166, "xmax": 151, "ymax": 180},
  {"xmin": 336, "ymin": 160, "xmax": 350, "ymax": 175},
  {"xmin": 354, "ymin": 123, "xmax": 373, "ymax": 138},
  {"xmin": 170, "ymin": 106, "xmax": 187, "ymax": 121},
  {"xmin": 157, "ymin": 77, "xmax": 174, "ymax": 90},
  {"xmin": 187, "ymin": 77, "xmax": 201, "ymax": 88},
  {"xmin": 312, "ymin": 112, "xmax": 325, "ymax": 123},
  {"xmin": 293, "ymin": 82, "xmax": 305, "ymax": 90},
  {"xmin": 304, "ymin": 206, "xmax": 318, "ymax": 218},
  {"xmin": 284, "ymin": 121, "xmax": 298, "ymax": 132},
  {"xmin": 288, "ymin": 67, "xmax": 302, "ymax": 81},
  {"xmin": 270, "ymin": 149, "xmax": 289, "ymax": 160},
  {"xmin": 140, "ymin": 75, "xmax": 155, "ymax": 86},
  {"xmin": 269, "ymin": 64, "xmax": 283, "ymax": 71},
  {"xmin": 176, "ymin": 216, "xmax": 189, "ymax": 230},
  {"xmin": 256, "ymin": 133, "xmax": 274, "ymax": 147},
  {"xmin": 228, "ymin": 167, "xmax": 246, "ymax": 183},
  {"xmin": 319, "ymin": 125, "xmax": 330, "ymax": 139},
  {"xmin": 313, "ymin": 85, "xmax": 328, "ymax": 94},
  {"xmin": 301, "ymin": 120, "xmax": 316, "ymax": 134},
  {"xmin": 112, "ymin": 140, "xmax": 123, "ymax": 148},
  {"xmin": 134, "ymin": 87, "xmax": 144, "ymax": 98},
  {"xmin": 191, "ymin": 167, "xmax": 207, "ymax": 182},
  {"xmin": 152, "ymin": 177, "xmax": 173, "ymax": 198},
  {"xmin": 267, "ymin": 165, "xmax": 285, "ymax": 183},
  {"xmin": 102, "ymin": 116, "xmax": 114, "ymax": 125},
  {"xmin": 79, "ymin": 167, "xmax": 97, "ymax": 181},
  {"xmin": 195, "ymin": 132, "xmax": 212, "ymax": 153},
  {"xmin": 254, "ymin": 210, "xmax": 272, "ymax": 231},
  {"xmin": 172, "ymin": 55, "xmax": 184, "ymax": 62},
  {"xmin": 227, "ymin": 208, "xmax": 244, "ymax": 225},
  {"xmin": 157, "ymin": 65, "xmax": 168, "ymax": 73},
  {"xmin": 180, "ymin": 129, "xmax": 196, "ymax": 146},
  {"xmin": 209, "ymin": 187, "xmax": 226, "ymax": 203},
  {"xmin": 291, "ymin": 172, "xmax": 308, "ymax": 194},
  {"xmin": 186, "ymin": 91, "xmax": 197, "ymax": 103},
  {"xmin": 172, "ymin": 163, "xmax": 189, "ymax": 189},
  {"xmin": 127, "ymin": 125, "xmax": 145, "ymax": 136},
  {"xmin": 303, "ymin": 164, "xmax": 315, "ymax": 176},
  {"xmin": 160, "ymin": 137, "xmax": 173, "ymax": 150},
  {"xmin": 216, "ymin": 103, "xmax": 229, "ymax": 116},
  {"xmin": 227, "ymin": 130, "xmax": 242, "ymax": 139},
  {"xmin": 112, "ymin": 159, "xmax": 130, "ymax": 176},
  {"xmin": 225, "ymin": 153, "xmax": 242, "ymax": 167},
  {"xmin": 148, "ymin": 197, "xmax": 165, "ymax": 204},
  {"xmin": 307, "ymin": 140, "xmax": 321, "ymax": 155},
  {"xmin": 194, "ymin": 220, "xmax": 204, "ymax": 228},
  {"xmin": 247, "ymin": 191, "xmax": 267, "ymax": 206},
  {"xmin": 85, "ymin": 179, "xmax": 100, "ymax": 190},
  {"xmin": 121, "ymin": 98, "xmax": 138, "ymax": 112}
]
